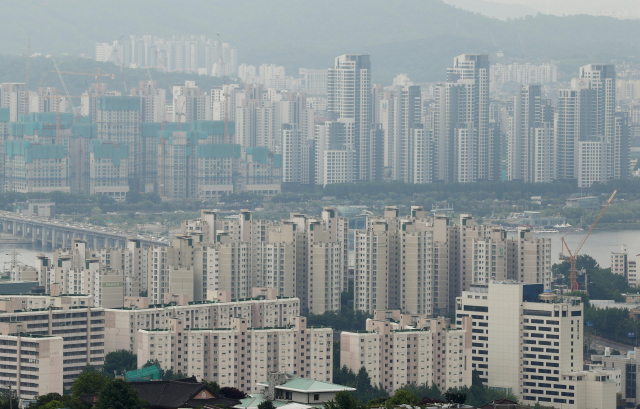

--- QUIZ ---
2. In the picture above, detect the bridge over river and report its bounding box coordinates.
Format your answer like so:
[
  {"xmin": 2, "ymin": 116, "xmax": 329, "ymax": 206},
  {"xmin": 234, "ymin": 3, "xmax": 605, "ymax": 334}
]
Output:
[{"xmin": 0, "ymin": 210, "xmax": 169, "ymax": 249}]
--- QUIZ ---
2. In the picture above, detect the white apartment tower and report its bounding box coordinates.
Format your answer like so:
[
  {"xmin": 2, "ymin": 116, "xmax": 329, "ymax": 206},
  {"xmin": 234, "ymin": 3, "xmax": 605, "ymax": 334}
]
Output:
[
  {"xmin": 508, "ymin": 85, "xmax": 541, "ymax": 182},
  {"xmin": 434, "ymin": 55, "xmax": 494, "ymax": 183},
  {"xmin": 327, "ymin": 54, "xmax": 371, "ymax": 181}
]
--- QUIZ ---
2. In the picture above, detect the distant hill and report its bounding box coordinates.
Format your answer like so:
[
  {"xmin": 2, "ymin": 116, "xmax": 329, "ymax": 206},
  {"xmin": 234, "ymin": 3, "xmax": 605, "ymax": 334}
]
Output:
[
  {"xmin": 0, "ymin": 55, "xmax": 223, "ymax": 96},
  {"xmin": 3, "ymin": 0, "xmax": 640, "ymax": 83}
]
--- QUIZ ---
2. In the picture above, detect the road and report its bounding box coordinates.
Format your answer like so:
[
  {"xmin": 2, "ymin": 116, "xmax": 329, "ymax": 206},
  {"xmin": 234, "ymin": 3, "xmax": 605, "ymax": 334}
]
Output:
[{"xmin": 591, "ymin": 334, "xmax": 637, "ymax": 353}]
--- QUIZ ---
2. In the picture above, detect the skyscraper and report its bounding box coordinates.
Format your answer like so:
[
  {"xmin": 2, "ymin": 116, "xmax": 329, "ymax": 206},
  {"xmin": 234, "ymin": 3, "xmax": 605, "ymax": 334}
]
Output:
[
  {"xmin": 508, "ymin": 85, "xmax": 541, "ymax": 181},
  {"xmin": 434, "ymin": 54, "xmax": 495, "ymax": 183},
  {"xmin": 556, "ymin": 64, "xmax": 624, "ymax": 187},
  {"xmin": 327, "ymin": 54, "xmax": 371, "ymax": 181}
]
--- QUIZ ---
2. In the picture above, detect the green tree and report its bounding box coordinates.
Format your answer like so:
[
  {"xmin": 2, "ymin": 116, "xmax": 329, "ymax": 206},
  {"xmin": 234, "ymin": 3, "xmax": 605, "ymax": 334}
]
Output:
[
  {"xmin": 103, "ymin": 350, "xmax": 137, "ymax": 377},
  {"xmin": 258, "ymin": 400, "xmax": 276, "ymax": 409},
  {"xmin": 94, "ymin": 379, "xmax": 147, "ymax": 409},
  {"xmin": 323, "ymin": 391, "xmax": 366, "ymax": 409},
  {"xmin": 71, "ymin": 370, "xmax": 110, "ymax": 397},
  {"xmin": 42, "ymin": 401, "xmax": 65, "ymax": 409},
  {"xmin": 386, "ymin": 390, "xmax": 418, "ymax": 407},
  {"xmin": 201, "ymin": 380, "xmax": 222, "ymax": 395},
  {"xmin": 444, "ymin": 389, "xmax": 466, "ymax": 404}
]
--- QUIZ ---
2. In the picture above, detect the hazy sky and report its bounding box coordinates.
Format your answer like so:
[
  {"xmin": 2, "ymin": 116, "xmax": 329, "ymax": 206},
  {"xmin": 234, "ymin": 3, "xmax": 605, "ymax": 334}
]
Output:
[{"xmin": 489, "ymin": 0, "xmax": 640, "ymax": 16}]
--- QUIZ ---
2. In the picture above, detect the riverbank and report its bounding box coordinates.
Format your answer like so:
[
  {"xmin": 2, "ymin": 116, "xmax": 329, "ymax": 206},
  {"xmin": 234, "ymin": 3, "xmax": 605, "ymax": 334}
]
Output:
[{"xmin": 595, "ymin": 223, "xmax": 640, "ymax": 230}]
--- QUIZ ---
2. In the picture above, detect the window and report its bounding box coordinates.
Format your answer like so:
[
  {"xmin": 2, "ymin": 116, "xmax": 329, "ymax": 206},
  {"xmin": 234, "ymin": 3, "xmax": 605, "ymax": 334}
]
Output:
[{"xmin": 314, "ymin": 394, "xmax": 320, "ymax": 401}]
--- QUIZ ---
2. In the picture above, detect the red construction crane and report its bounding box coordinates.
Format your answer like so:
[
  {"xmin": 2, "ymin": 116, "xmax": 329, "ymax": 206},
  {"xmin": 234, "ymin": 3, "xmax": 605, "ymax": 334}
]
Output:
[{"xmin": 560, "ymin": 190, "xmax": 618, "ymax": 291}]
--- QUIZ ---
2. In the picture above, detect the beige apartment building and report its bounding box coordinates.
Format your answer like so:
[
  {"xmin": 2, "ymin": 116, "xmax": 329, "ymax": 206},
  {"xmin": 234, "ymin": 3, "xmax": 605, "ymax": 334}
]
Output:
[
  {"xmin": 355, "ymin": 208, "xmax": 553, "ymax": 317},
  {"xmin": 33, "ymin": 237, "xmax": 146, "ymax": 305},
  {"xmin": 153, "ymin": 208, "xmax": 347, "ymax": 314},
  {"xmin": 0, "ymin": 334, "xmax": 64, "ymax": 399},
  {"xmin": 104, "ymin": 290, "xmax": 300, "ymax": 353},
  {"xmin": 340, "ymin": 310, "xmax": 472, "ymax": 393},
  {"xmin": 0, "ymin": 307, "xmax": 105, "ymax": 389},
  {"xmin": 457, "ymin": 281, "xmax": 615, "ymax": 409},
  {"xmin": 0, "ymin": 294, "xmax": 93, "ymax": 312},
  {"xmin": 137, "ymin": 316, "xmax": 332, "ymax": 393}
]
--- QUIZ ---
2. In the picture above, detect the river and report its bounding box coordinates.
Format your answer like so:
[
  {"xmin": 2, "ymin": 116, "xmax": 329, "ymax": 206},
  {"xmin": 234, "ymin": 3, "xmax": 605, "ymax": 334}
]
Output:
[
  {"xmin": 0, "ymin": 229, "xmax": 637, "ymax": 272},
  {"xmin": 510, "ymin": 229, "xmax": 640, "ymax": 268}
]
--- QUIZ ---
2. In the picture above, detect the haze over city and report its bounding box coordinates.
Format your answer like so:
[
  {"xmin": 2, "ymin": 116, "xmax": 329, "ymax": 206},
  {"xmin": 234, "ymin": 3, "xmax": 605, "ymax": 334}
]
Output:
[{"xmin": 0, "ymin": 1, "xmax": 638, "ymax": 409}]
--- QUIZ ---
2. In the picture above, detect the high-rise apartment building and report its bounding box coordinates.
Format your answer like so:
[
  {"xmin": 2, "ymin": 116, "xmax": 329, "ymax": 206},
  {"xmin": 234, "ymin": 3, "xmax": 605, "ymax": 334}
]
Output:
[
  {"xmin": 315, "ymin": 119, "xmax": 356, "ymax": 186},
  {"xmin": 136, "ymin": 316, "xmax": 332, "ymax": 393},
  {"xmin": 1, "ymin": 83, "xmax": 27, "ymax": 122},
  {"xmin": 434, "ymin": 55, "xmax": 496, "ymax": 183},
  {"xmin": 341, "ymin": 311, "xmax": 472, "ymax": 393},
  {"xmin": 96, "ymin": 96, "xmax": 141, "ymax": 190},
  {"xmin": 556, "ymin": 64, "xmax": 626, "ymax": 187},
  {"xmin": 0, "ymin": 307, "xmax": 106, "ymax": 390},
  {"xmin": 299, "ymin": 68, "xmax": 328, "ymax": 95},
  {"xmin": 4, "ymin": 140, "xmax": 70, "ymax": 193},
  {"xmin": 355, "ymin": 206, "xmax": 446, "ymax": 316},
  {"xmin": 328, "ymin": 54, "xmax": 372, "ymax": 181},
  {"xmin": 457, "ymin": 281, "xmax": 615, "ymax": 409},
  {"xmin": 508, "ymin": 85, "xmax": 542, "ymax": 182},
  {"xmin": 148, "ymin": 209, "xmax": 346, "ymax": 314},
  {"xmin": 89, "ymin": 140, "xmax": 130, "ymax": 200}
]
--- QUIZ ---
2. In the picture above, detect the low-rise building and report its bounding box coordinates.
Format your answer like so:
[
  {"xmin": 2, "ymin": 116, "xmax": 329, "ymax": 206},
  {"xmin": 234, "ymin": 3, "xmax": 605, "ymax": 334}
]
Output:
[
  {"xmin": 136, "ymin": 316, "xmax": 332, "ymax": 393},
  {"xmin": 340, "ymin": 310, "xmax": 472, "ymax": 393},
  {"xmin": 237, "ymin": 372, "xmax": 355, "ymax": 409},
  {"xmin": 592, "ymin": 347, "xmax": 640, "ymax": 407}
]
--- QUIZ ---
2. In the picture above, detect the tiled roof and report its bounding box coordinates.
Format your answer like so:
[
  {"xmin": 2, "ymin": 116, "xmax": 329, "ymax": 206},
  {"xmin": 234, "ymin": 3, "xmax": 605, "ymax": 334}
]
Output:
[
  {"xmin": 80, "ymin": 381, "xmax": 241, "ymax": 409},
  {"xmin": 128, "ymin": 380, "xmax": 240, "ymax": 409}
]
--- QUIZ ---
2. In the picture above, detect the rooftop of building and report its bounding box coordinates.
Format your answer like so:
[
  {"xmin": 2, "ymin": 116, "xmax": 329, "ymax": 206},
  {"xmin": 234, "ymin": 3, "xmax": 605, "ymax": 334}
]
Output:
[
  {"xmin": 256, "ymin": 378, "xmax": 355, "ymax": 393},
  {"xmin": 236, "ymin": 394, "xmax": 325, "ymax": 409}
]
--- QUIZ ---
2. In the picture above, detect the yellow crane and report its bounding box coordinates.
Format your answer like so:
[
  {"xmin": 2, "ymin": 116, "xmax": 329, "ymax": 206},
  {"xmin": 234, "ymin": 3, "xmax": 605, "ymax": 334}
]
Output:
[{"xmin": 560, "ymin": 190, "xmax": 617, "ymax": 291}]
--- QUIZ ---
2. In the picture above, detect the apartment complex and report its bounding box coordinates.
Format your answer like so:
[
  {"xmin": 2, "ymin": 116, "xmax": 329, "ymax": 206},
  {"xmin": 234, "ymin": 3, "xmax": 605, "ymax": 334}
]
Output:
[
  {"xmin": 149, "ymin": 208, "xmax": 347, "ymax": 314},
  {"xmin": 340, "ymin": 310, "xmax": 472, "ymax": 393},
  {"xmin": 31, "ymin": 237, "xmax": 146, "ymax": 307},
  {"xmin": 136, "ymin": 316, "xmax": 332, "ymax": 393},
  {"xmin": 104, "ymin": 289, "xmax": 300, "ymax": 353},
  {"xmin": 1, "ymin": 95, "xmax": 282, "ymax": 198},
  {"xmin": 355, "ymin": 207, "xmax": 553, "ymax": 316},
  {"xmin": 456, "ymin": 281, "xmax": 615, "ymax": 409}
]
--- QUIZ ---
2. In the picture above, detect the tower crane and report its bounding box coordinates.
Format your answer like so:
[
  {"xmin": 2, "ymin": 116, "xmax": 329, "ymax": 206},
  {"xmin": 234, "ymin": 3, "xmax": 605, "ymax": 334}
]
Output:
[
  {"xmin": 40, "ymin": 94, "xmax": 85, "ymax": 144},
  {"xmin": 560, "ymin": 190, "xmax": 618, "ymax": 291},
  {"xmin": 50, "ymin": 67, "xmax": 114, "ymax": 98}
]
